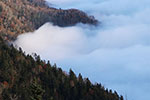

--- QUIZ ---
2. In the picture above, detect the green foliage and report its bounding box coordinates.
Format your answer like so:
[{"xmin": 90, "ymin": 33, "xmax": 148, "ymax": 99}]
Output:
[
  {"xmin": 0, "ymin": 5, "xmax": 2, "ymax": 14},
  {"xmin": 0, "ymin": 37, "xmax": 123, "ymax": 100},
  {"xmin": 29, "ymin": 81, "xmax": 44, "ymax": 100}
]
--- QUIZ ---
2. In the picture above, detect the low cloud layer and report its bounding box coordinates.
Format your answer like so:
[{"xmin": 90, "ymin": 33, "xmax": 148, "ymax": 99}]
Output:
[{"xmin": 14, "ymin": 0, "xmax": 150, "ymax": 100}]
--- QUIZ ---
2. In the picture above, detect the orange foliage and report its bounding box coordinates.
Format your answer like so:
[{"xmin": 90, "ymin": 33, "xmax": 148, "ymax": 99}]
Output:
[{"xmin": 3, "ymin": 81, "xmax": 9, "ymax": 88}]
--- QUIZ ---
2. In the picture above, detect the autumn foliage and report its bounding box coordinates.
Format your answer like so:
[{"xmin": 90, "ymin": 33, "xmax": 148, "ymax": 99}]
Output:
[{"xmin": 0, "ymin": 0, "xmax": 98, "ymax": 41}]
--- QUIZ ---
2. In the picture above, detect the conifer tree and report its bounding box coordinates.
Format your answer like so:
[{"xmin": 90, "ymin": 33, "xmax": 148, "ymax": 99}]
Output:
[{"xmin": 29, "ymin": 81, "xmax": 44, "ymax": 100}]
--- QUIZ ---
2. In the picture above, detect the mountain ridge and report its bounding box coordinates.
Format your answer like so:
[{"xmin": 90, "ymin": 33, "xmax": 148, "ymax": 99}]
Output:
[
  {"xmin": 0, "ymin": 1, "xmax": 124, "ymax": 100},
  {"xmin": 0, "ymin": 0, "xmax": 98, "ymax": 41}
]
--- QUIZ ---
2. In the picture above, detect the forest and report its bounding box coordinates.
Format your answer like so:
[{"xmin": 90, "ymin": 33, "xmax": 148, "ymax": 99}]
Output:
[
  {"xmin": 0, "ymin": 0, "xmax": 98, "ymax": 41},
  {"xmin": 0, "ymin": 0, "xmax": 124, "ymax": 100},
  {"xmin": 0, "ymin": 36, "xmax": 123, "ymax": 100}
]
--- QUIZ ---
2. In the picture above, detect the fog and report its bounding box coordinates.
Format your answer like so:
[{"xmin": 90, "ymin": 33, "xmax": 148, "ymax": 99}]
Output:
[{"xmin": 14, "ymin": 0, "xmax": 150, "ymax": 100}]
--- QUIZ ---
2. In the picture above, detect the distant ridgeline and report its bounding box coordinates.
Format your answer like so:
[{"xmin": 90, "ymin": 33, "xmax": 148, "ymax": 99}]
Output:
[
  {"xmin": 0, "ymin": 36, "xmax": 123, "ymax": 100},
  {"xmin": 0, "ymin": 0, "xmax": 98, "ymax": 41}
]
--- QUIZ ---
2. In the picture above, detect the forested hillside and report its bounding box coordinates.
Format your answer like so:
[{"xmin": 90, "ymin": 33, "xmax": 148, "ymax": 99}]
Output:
[
  {"xmin": 0, "ymin": 0, "xmax": 98, "ymax": 41},
  {"xmin": 0, "ymin": 37, "xmax": 123, "ymax": 100},
  {"xmin": 0, "ymin": 0, "xmax": 124, "ymax": 100}
]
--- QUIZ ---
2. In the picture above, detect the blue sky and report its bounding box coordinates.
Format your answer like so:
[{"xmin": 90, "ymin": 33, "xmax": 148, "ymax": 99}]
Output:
[{"xmin": 14, "ymin": 0, "xmax": 150, "ymax": 100}]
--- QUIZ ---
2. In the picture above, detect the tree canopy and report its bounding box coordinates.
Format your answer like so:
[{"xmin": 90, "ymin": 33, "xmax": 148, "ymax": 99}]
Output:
[{"xmin": 0, "ymin": 36, "xmax": 123, "ymax": 100}]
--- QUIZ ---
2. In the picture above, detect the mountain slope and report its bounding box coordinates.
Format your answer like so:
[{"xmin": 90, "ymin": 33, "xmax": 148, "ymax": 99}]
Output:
[
  {"xmin": 0, "ymin": 0, "xmax": 124, "ymax": 100},
  {"xmin": 0, "ymin": 0, "xmax": 98, "ymax": 41},
  {"xmin": 0, "ymin": 37, "xmax": 123, "ymax": 100}
]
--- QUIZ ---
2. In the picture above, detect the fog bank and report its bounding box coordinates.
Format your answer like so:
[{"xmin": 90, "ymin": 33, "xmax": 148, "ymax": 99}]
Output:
[{"xmin": 14, "ymin": 0, "xmax": 150, "ymax": 100}]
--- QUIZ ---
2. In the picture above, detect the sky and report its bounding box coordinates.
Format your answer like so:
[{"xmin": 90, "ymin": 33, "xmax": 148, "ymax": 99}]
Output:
[{"xmin": 14, "ymin": 0, "xmax": 150, "ymax": 100}]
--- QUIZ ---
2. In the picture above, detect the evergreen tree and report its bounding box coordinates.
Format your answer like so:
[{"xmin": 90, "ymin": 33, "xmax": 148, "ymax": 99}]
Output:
[
  {"xmin": 0, "ymin": 37, "xmax": 124, "ymax": 100},
  {"xmin": 29, "ymin": 81, "xmax": 44, "ymax": 100}
]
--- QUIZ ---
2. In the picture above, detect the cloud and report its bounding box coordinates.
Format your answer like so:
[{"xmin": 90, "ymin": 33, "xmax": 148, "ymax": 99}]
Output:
[
  {"xmin": 14, "ymin": 0, "xmax": 150, "ymax": 100},
  {"xmin": 14, "ymin": 23, "xmax": 91, "ymax": 60}
]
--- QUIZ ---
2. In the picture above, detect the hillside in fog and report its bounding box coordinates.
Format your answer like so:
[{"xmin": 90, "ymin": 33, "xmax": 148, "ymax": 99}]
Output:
[
  {"xmin": 0, "ymin": 0, "xmax": 98, "ymax": 41},
  {"xmin": 0, "ymin": 0, "xmax": 124, "ymax": 100},
  {"xmin": 0, "ymin": 36, "xmax": 123, "ymax": 100}
]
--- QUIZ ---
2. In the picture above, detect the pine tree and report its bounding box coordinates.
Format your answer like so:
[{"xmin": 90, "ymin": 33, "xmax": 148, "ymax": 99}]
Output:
[{"xmin": 29, "ymin": 81, "xmax": 44, "ymax": 100}]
